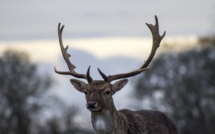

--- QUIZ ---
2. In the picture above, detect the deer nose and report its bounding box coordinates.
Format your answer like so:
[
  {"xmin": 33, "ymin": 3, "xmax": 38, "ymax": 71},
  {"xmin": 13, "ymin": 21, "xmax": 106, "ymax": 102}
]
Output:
[{"xmin": 87, "ymin": 101, "xmax": 98, "ymax": 109}]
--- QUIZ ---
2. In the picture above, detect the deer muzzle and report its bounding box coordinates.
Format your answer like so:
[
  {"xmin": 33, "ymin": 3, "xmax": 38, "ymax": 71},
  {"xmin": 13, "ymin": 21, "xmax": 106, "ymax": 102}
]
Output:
[{"xmin": 86, "ymin": 101, "xmax": 102, "ymax": 112}]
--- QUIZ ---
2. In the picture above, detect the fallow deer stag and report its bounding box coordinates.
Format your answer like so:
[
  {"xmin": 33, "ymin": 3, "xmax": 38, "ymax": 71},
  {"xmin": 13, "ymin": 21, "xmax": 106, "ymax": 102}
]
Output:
[{"xmin": 55, "ymin": 16, "xmax": 178, "ymax": 134}]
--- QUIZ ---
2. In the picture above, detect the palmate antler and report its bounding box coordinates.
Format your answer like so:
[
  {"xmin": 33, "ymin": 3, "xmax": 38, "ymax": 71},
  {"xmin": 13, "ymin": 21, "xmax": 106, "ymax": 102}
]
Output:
[{"xmin": 55, "ymin": 15, "xmax": 166, "ymax": 83}]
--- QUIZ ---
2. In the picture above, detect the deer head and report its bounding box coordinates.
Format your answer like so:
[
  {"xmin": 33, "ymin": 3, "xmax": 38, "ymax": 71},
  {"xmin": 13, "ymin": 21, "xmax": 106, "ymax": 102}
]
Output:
[{"xmin": 54, "ymin": 16, "xmax": 165, "ymax": 113}]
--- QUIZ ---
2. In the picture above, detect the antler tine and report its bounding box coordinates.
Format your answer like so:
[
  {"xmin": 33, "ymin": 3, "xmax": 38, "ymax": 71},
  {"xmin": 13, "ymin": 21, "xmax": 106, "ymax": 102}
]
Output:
[
  {"xmin": 58, "ymin": 23, "xmax": 76, "ymax": 70},
  {"xmin": 141, "ymin": 15, "xmax": 166, "ymax": 68},
  {"xmin": 97, "ymin": 68, "xmax": 108, "ymax": 82},
  {"xmin": 98, "ymin": 16, "xmax": 165, "ymax": 83},
  {"xmin": 54, "ymin": 23, "xmax": 93, "ymax": 82},
  {"xmin": 87, "ymin": 66, "xmax": 93, "ymax": 82}
]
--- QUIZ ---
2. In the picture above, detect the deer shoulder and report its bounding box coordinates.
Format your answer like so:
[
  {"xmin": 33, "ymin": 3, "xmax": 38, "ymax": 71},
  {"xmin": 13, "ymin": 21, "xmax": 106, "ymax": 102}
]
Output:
[{"xmin": 118, "ymin": 109, "xmax": 177, "ymax": 134}]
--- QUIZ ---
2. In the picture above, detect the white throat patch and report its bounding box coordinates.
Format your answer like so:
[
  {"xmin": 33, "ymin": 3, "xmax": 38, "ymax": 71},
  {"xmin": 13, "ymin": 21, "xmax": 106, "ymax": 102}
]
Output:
[{"xmin": 95, "ymin": 116, "xmax": 106, "ymax": 131}]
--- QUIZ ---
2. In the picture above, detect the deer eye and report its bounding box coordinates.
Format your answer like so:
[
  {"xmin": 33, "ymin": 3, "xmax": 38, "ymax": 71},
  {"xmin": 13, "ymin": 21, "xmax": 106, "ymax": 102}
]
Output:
[
  {"xmin": 84, "ymin": 91, "xmax": 88, "ymax": 95},
  {"xmin": 104, "ymin": 90, "xmax": 111, "ymax": 96}
]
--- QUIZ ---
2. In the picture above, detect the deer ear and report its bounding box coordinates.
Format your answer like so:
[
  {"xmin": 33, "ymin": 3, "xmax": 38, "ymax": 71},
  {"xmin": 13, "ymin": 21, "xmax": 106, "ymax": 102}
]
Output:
[
  {"xmin": 70, "ymin": 79, "xmax": 87, "ymax": 93},
  {"xmin": 112, "ymin": 79, "xmax": 128, "ymax": 93}
]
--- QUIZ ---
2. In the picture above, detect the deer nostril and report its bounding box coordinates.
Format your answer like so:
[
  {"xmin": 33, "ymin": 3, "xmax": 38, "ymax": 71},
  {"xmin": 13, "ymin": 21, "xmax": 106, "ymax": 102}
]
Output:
[{"xmin": 87, "ymin": 101, "xmax": 97, "ymax": 108}]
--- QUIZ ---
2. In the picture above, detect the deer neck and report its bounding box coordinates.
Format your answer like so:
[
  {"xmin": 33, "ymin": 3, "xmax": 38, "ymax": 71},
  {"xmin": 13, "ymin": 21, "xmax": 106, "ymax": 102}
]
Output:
[{"xmin": 91, "ymin": 104, "xmax": 126, "ymax": 134}]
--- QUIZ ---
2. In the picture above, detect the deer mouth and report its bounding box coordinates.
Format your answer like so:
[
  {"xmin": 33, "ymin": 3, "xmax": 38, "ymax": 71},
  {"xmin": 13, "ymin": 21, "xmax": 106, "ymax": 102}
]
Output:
[
  {"xmin": 89, "ymin": 108, "xmax": 102, "ymax": 113},
  {"xmin": 87, "ymin": 106, "xmax": 103, "ymax": 112},
  {"xmin": 87, "ymin": 105, "xmax": 102, "ymax": 112}
]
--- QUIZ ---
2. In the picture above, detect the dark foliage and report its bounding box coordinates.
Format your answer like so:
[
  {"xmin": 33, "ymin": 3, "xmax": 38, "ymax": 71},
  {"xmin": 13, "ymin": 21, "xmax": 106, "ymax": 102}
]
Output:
[
  {"xmin": 0, "ymin": 49, "xmax": 93, "ymax": 134},
  {"xmin": 0, "ymin": 49, "xmax": 52, "ymax": 134},
  {"xmin": 134, "ymin": 42, "xmax": 215, "ymax": 134}
]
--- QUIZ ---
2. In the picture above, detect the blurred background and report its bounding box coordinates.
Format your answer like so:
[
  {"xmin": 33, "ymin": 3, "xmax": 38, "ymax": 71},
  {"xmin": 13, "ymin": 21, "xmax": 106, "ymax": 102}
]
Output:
[{"xmin": 0, "ymin": 0, "xmax": 215, "ymax": 134}]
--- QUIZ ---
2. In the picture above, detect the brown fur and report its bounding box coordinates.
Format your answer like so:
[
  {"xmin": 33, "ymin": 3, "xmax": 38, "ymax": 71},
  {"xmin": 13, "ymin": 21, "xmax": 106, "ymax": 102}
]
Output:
[{"xmin": 70, "ymin": 80, "xmax": 178, "ymax": 134}]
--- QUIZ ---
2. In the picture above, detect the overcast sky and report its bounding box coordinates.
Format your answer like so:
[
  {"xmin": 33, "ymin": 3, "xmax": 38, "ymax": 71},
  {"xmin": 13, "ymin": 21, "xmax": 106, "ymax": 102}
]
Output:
[{"xmin": 0, "ymin": 0, "xmax": 215, "ymax": 41}]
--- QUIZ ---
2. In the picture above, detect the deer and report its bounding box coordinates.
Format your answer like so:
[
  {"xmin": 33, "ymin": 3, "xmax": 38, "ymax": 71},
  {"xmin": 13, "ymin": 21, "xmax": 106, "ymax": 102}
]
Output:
[{"xmin": 54, "ymin": 16, "xmax": 178, "ymax": 134}]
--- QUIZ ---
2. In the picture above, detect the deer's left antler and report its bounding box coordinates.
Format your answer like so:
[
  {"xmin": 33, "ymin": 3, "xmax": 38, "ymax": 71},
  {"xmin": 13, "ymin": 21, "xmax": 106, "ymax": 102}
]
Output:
[{"xmin": 98, "ymin": 15, "xmax": 166, "ymax": 83}]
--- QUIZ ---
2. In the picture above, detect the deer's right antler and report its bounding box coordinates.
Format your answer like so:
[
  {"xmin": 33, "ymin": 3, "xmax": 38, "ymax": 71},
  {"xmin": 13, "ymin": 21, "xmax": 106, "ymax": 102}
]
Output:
[
  {"xmin": 98, "ymin": 15, "xmax": 166, "ymax": 83},
  {"xmin": 54, "ymin": 23, "xmax": 93, "ymax": 83}
]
